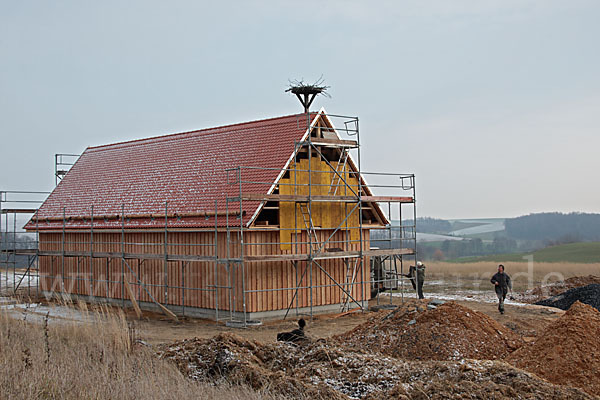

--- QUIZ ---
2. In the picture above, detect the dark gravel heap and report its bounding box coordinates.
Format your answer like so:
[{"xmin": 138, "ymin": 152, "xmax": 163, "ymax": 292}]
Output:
[{"xmin": 535, "ymin": 284, "xmax": 600, "ymax": 311}]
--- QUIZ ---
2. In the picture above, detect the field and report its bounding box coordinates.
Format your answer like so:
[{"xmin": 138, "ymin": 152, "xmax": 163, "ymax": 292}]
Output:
[
  {"xmin": 425, "ymin": 260, "xmax": 600, "ymax": 292},
  {"xmin": 448, "ymin": 218, "xmax": 505, "ymax": 236},
  {"xmin": 448, "ymin": 242, "xmax": 600, "ymax": 264}
]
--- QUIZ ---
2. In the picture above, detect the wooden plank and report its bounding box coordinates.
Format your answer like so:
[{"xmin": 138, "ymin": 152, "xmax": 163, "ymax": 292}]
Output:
[
  {"xmin": 242, "ymin": 248, "xmax": 415, "ymax": 263},
  {"xmin": 361, "ymin": 196, "xmax": 414, "ymax": 203},
  {"xmin": 203, "ymin": 232, "xmax": 209, "ymax": 310},
  {"xmin": 40, "ymin": 209, "xmax": 243, "ymax": 222},
  {"xmin": 187, "ymin": 233, "xmax": 193, "ymax": 308},
  {"xmin": 192, "ymin": 233, "xmax": 198, "ymax": 309},
  {"xmin": 298, "ymin": 138, "xmax": 358, "ymax": 147},
  {"xmin": 0, "ymin": 208, "xmax": 38, "ymax": 214},
  {"xmin": 333, "ymin": 307, "xmax": 361, "ymax": 318},
  {"xmin": 248, "ymin": 232, "xmax": 255, "ymax": 313},
  {"xmin": 176, "ymin": 234, "xmax": 181, "ymax": 307},
  {"xmin": 256, "ymin": 233, "xmax": 263, "ymax": 313},
  {"xmin": 157, "ymin": 296, "xmax": 179, "ymax": 321},
  {"xmin": 256, "ymin": 232, "xmax": 262, "ymax": 313},
  {"xmin": 36, "ymin": 250, "xmax": 215, "ymax": 262},
  {"xmin": 364, "ymin": 248, "xmax": 415, "ymax": 257},
  {"xmin": 267, "ymin": 238, "xmax": 273, "ymax": 311},
  {"xmin": 124, "ymin": 278, "xmax": 142, "ymax": 319},
  {"xmin": 273, "ymin": 234, "xmax": 278, "ymax": 311},
  {"xmin": 242, "ymin": 193, "xmax": 358, "ymax": 202},
  {"xmin": 196, "ymin": 234, "xmax": 209, "ymax": 308}
]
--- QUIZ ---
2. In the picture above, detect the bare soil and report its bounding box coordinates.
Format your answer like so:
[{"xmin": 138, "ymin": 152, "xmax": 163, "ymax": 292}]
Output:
[
  {"xmin": 134, "ymin": 297, "xmax": 563, "ymax": 346},
  {"xmin": 336, "ymin": 301, "xmax": 522, "ymax": 361},
  {"xmin": 507, "ymin": 301, "xmax": 600, "ymax": 397},
  {"xmin": 152, "ymin": 298, "xmax": 593, "ymax": 399},
  {"xmin": 157, "ymin": 331, "xmax": 593, "ymax": 400}
]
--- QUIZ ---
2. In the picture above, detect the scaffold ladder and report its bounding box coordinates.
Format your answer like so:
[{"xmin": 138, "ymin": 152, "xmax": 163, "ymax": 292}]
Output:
[
  {"xmin": 298, "ymin": 202, "xmax": 319, "ymax": 252},
  {"xmin": 341, "ymin": 258, "xmax": 360, "ymax": 311},
  {"xmin": 328, "ymin": 150, "xmax": 349, "ymax": 196}
]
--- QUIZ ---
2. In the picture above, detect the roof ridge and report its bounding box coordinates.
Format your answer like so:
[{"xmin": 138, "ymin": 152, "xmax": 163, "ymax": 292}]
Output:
[{"xmin": 88, "ymin": 112, "xmax": 316, "ymax": 152}]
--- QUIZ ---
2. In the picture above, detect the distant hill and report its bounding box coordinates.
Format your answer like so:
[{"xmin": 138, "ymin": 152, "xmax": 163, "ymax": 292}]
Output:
[
  {"xmin": 399, "ymin": 212, "xmax": 600, "ymax": 242},
  {"xmin": 505, "ymin": 212, "xmax": 600, "ymax": 242},
  {"xmin": 378, "ymin": 212, "xmax": 600, "ymax": 261},
  {"xmin": 448, "ymin": 242, "xmax": 600, "ymax": 264}
]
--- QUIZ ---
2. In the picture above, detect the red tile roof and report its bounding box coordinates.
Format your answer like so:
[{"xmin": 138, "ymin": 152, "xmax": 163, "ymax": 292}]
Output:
[{"xmin": 27, "ymin": 112, "xmax": 317, "ymax": 230}]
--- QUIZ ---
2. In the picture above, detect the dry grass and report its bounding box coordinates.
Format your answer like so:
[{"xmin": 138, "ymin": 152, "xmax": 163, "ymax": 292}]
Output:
[
  {"xmin": 0, "ymin": 302, "xmax": 275, "ymax": 400},
  {"xmin": 425, "ymin": 261, "xmax": 600, "ymax": 292}
]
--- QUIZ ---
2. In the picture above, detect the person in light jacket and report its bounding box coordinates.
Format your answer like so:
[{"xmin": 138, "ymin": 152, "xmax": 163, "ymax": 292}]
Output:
[{"xmin": 404, "ymin": 261, "xmax": 426, "ymax": 299}]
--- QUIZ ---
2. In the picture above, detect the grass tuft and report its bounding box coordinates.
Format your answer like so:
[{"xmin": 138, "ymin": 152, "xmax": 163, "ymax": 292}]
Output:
[{"xmin": 0, "ymin": 304, "xmax": 276, "ymax": 400}]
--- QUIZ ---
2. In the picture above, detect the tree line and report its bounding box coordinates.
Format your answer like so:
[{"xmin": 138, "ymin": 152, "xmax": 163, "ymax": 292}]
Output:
[{"xmin": 505, "ymin": 212, "xmax": 600, "ymax": 241}]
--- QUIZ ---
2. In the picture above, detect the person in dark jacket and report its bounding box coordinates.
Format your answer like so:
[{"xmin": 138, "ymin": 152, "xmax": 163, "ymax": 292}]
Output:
[
  {"xmin": 404, "ymin": 261, "xmax": 426, "ymax": 299},
  {"xmin": 490, "ymin": 264, "xmax": 512, "ymax": 314},
  {"xmin": 277, "ymin": 319, "xmax": 306, "ymax": 343}
]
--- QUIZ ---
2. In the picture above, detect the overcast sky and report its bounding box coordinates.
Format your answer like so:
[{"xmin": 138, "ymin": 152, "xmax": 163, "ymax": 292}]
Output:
[{"xmin": 1, "ymin": 1, "xmax": 599, "ymax": 219}]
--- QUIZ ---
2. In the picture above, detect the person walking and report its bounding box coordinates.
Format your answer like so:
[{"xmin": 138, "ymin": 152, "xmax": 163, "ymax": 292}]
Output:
[
  {"xmin": 490, "ymin": 264, "xmax": 512, "ymax": 314},
  {"xmin": 404, "ymin": 261, "xmax": 426, "ymax": 299}
]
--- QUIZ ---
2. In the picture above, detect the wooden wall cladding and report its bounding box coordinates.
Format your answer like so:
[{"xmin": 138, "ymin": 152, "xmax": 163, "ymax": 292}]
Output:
[{"xmin": 38, "ymin": 229, "xmax": 370, "ymax": 313}]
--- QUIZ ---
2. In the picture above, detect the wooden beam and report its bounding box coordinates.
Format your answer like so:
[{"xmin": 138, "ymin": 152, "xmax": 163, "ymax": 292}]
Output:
[
  {"xmin": 299, "ymin": 138, "xmax": 359, "ymax": 147},
  {"xmin": 242, "ymin": 193, "xmax": 413, "ymax": 204},
  {"xmin": 333, "ymin": 307, "xmax": 361, "ymax": 318},
  {"xmin": 242, "ymin": 247, "xmax": 415, "ymax": 262},
  {"xmin": 361, "ymin": 196, "xmax": 414, "ymax": 203},
  {"xmin": 39, "ymin": 210, "xmax": 245, "ymax": 222},
  {"xmin": 37, "ymin": 250, "xmax": 216, "ymax": 263},
  {"xmin": 123, "ymin": 278, "xmax": 142, "ymax": 319},
  {"xmin": 242, "ymin": 194, "xmax": 358, "ymax": 202},
  {"xmin": 8, "ymin": 249, "xmax": 38, "ymax": 255},
  {"xmin": 364, "ymin": 248, "xmax": 415, "ymax": 257},
  {"xmin": 0, "ymin": 209, "xmax": 38, "ymax": 214}
]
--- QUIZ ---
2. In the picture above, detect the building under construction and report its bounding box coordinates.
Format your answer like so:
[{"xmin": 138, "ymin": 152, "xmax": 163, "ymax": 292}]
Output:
[{"xmin": 1, "ymin": 101, "xmax": 417, "ymax": 325}]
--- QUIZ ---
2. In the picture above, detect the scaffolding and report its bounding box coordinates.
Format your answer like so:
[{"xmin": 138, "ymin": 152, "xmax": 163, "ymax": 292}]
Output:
[
  {"xmin": 1, "ymin": 111, "xmax": 418, "ymax": 327},
  {"xmin": 55, "ymin": 154, "xmax": 79, "ymax": 186},
  {"xmin": 0, "ymin": 191, "xmax": 49, "ymax": 297},
  {"xmin": 224, "ymin": 112, "xmax": 417, "ymax": 325}
]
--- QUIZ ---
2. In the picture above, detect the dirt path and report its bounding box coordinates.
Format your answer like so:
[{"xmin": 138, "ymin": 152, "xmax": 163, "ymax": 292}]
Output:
[
  {"xmin": 135, "ymin": 297, "xmax": 564, "ymax": 345},
  {"xmin": 454, "ymin": 300, "xmax": 564, "ymax": 338},
  {"xmin": 4, "ymin": 289, "xmax": 563, "ymax": 345}
]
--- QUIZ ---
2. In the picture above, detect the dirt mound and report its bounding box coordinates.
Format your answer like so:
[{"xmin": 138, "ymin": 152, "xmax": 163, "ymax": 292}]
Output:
[
  {"xmin": 519, "ymin": 275, "xmax": 600, "ymax": 303},
  {"xmin": 507, "ymin": 301, "xmax": 600, "ymax": 397},
  {"xmin": 366, "ymin": 360, "xmax": 593, "ymax": 400},
  {"xmin": 336, "ymin": 301, "xmax": 522, "ymax": 361},
  {"xmin": 157, "ymin": 332, "xmax": 593, "ymax": 399},
  {"xmin": 156, "ymin": 333, "xmax": 344, "ymax": 400},
  {"xmin": 535, "ymin": 284, "xmax": 600, "ymax": 311}
]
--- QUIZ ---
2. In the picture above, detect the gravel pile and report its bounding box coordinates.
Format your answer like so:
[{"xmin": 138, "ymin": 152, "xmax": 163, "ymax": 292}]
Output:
[
  {"xmin": 535, "ymin": 284, "xmax": 600, "ymax": 311},
  {"xmin": 519, "ymin": 275, "xmax": 600, "ymax": 304}
]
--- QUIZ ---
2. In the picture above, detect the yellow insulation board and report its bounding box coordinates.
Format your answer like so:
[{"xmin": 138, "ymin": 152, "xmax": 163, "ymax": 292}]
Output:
[{"xmin": 279, "ymin": 157, "xmax": 360, "ymax": 250}]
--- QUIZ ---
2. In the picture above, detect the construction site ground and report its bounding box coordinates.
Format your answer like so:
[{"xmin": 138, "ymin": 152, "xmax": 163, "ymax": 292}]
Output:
[
  {"xmin": 132, "ymin": 297, "xmax": 563, "ymax": 345},
  {"xmin": 2, "ymin": 283, "xmax": 564, "ymax": 345},
  {"xmin": 4, "ymin": 274, "xmax": 600, "ymax": 399}
]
